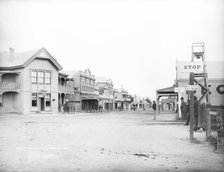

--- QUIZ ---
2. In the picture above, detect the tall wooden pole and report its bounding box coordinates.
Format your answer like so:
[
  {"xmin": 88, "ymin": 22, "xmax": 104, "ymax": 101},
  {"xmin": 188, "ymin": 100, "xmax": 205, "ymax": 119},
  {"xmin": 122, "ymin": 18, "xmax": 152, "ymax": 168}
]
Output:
[{"xmin": 189, "ymin": 72, "xmax": 195, "ymax": 140}]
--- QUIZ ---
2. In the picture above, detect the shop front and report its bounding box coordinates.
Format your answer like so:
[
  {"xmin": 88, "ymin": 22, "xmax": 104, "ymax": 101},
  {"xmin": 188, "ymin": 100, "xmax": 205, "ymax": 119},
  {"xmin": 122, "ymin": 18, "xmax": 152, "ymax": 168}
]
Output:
[
  {"xmin": 81, "ymin": 98, "xmax": 98, "ymax": 112},
  {"xmin": 81, "ymin": 94, "xmax": 99, "ymax": 112}
]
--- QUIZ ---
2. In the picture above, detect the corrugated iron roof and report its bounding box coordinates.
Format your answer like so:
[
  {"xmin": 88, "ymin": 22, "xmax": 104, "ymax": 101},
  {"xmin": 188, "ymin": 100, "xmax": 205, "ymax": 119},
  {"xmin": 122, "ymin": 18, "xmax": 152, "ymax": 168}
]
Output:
[{"xmin": 0, "ymin": 47, "xmax": 62, "ymax": 71}]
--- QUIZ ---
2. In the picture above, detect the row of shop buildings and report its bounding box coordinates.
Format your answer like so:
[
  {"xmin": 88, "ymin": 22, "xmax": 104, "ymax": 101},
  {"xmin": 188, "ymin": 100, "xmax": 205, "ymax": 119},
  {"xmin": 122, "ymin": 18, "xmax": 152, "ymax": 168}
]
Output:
[{"xmin": 0, "ymin": 47, "xmax": 133, "ymax": 114}]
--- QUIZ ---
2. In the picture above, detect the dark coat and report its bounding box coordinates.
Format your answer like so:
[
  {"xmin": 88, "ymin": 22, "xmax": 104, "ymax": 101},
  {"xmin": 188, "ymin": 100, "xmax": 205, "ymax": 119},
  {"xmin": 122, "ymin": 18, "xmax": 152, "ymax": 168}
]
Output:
[
  {"xmin": 194, "ymin": 100, "xmax": 199, "ymax": 117},
  {"xmin": 152, "ymin": 103, "xmax": 156, "ymax": 111},
  {"xmin": 63, "ymin": 103, "xmax": 69, "ymax": 113},
  {"xmin": 181, "ymin": 101, "xmax": 187, "ymax": 112}
]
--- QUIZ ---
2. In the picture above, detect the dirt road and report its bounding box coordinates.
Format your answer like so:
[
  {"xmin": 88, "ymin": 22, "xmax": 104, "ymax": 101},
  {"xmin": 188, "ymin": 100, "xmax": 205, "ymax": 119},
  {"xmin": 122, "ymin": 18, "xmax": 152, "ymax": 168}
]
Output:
[{"xmin": 0, "ymin": 111, "xmax": 223, "ymax": 172}]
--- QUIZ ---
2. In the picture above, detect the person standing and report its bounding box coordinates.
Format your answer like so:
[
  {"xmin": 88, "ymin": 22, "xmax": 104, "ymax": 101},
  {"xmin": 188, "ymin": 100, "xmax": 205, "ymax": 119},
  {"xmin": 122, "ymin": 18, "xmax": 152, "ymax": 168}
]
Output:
[
  {"xmin": 184, "ymin": 99, "xmax": 190, "ymax": 125},
  {"xmin": 99, "ymin": 105, "xmax": 102, "ymax": 112},
  {"xmin": 180, "ymin": 97, "xmax": 187, "ymax": 120},
  {"xmin": 63, "ymin": 102, "xmax": 69, "ymax": 114},
  {"xmin": 152, "ymin": 100, "xmax": 156, "ymax": 120}
]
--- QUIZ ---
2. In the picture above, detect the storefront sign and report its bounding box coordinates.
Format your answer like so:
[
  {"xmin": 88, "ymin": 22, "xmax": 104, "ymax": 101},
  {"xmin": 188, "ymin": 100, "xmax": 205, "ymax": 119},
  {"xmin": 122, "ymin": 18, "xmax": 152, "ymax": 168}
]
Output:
[{"xmin": 186, "ymin": 85, "xmax": 198, "ymax": 91}]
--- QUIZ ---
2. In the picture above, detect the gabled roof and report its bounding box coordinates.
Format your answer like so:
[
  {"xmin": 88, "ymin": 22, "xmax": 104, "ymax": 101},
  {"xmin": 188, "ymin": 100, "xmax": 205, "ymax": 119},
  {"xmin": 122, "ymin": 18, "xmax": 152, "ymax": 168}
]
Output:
[
  {"xmin": 0, "ymin": 47, "xmax": 62, "ymax": 71},
  {"xmin": 156, "ymin": 85, "xmax": 177, "ymax": 99}
]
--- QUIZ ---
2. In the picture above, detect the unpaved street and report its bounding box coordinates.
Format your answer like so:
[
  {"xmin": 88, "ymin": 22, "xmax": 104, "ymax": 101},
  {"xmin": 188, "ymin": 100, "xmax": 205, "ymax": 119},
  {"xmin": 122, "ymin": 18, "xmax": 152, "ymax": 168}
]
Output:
[{"xmin": 0, "ymin": 111, "xmax": 223, "ymax": 172}]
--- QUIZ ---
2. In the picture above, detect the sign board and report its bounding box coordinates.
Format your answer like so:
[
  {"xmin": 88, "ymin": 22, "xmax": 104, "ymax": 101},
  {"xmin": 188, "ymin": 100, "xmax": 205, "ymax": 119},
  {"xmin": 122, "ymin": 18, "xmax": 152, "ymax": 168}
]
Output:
[
  {"xmin": 186, "ymin": 85, "xmax": 198, "ymax": 91},
  {"xmin": 192, "ymin": 46, "xmax": 204, "ymax": 54},
  {"xmin": 176, "ymin": 61, "xmax": 204, "ymax": 79},
  {"xmin": 174, "ymin": 87, "xmax": 186, "ymax": 92}
]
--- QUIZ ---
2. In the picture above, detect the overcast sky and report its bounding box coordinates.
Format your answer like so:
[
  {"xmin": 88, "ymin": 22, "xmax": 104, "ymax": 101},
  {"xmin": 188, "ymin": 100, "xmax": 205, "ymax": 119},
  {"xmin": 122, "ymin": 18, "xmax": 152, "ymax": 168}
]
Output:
[{"xmin": 0, "ymin": 0, "xmax": 223, "ymax": 99}]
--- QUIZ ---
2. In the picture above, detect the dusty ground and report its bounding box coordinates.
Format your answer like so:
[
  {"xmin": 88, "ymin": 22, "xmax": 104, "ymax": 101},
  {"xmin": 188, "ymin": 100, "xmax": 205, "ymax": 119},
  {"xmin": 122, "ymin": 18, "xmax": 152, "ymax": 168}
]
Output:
[{"xmin": 0, "ymin": 110, "xmax": 223, "ymax": 172}]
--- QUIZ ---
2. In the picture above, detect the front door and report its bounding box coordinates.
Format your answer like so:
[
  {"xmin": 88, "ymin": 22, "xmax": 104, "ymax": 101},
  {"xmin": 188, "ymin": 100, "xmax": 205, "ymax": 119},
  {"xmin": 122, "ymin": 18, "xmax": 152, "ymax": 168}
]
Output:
[{"xmin": 40, "ymin": 97, "xmax": 45, "ymax": 111}]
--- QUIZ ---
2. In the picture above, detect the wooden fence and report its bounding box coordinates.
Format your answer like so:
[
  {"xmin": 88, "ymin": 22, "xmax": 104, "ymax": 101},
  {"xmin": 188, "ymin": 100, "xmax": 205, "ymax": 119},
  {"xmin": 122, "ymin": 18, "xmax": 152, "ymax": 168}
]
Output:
[{"xmin": 205, "ymin": 105, "xmax": 224, "ymax": 151}]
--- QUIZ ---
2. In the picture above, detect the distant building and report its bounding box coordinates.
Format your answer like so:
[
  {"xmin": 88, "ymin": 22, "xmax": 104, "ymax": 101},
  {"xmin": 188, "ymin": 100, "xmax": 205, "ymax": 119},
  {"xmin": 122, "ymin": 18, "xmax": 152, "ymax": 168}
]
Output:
[
  {"xmin": 96, "ymin": 77, "xmax": 113, "ymax": 111},
  {"xmin": 113, "ymin": 89, "xmax": 124, "ymax": 110},
  {"xmin": 120, "ymin": 88, "xmax": 131, "ymax": 110},
  {"xmin": 132, "ymin": 95, "xmax": 146, "ymax": 110},
  {"xmin": 161, "ymin": 97, "xmax": 176, "ymax": 111},
  {"xmin": 113, "ymin": 88, "xmax": 131, "ymax": 110},
  {"xmin": 0, "ymin": 47, "xmax": 62, "ymax": 114},
  {"xmin": 156, "ymin": 86, "xmax": 177, "ymax": 113},
  {"xmin": 64, "ymin": 69, "xmax": 99, "ymax": 112}
]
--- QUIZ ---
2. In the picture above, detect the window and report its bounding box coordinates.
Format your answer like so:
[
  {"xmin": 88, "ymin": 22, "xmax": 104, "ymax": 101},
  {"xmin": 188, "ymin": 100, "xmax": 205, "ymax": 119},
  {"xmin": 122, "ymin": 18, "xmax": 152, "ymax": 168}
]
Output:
[
  {"xmin": 81, "ymin": 77, "xmax": 85, "ymax": 82},
  {"xmin": 45, "ymin": 72, "xmax": 51, "ymax": 84},
  {"xmin": 45, "ymin": 93, "xmax": 51, "ymax": 107},
  {"xmin": 31, "ymin": 71, "xmax": 37, "ymax": 84},
  {"xmin": 32, "ymin": 93, "xmax": 37, "ymax": 106},
  {"xmin": 38, "ymin": 71, "xmax": 44, "ymax": 84}
]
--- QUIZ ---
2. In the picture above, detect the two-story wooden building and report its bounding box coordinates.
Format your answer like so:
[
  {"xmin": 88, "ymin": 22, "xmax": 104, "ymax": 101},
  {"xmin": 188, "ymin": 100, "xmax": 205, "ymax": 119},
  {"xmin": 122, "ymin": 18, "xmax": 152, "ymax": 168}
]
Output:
[
  {"xmin": 0, "ymin": 47, "xmax": 62, "ymax": 114},
  {"xmin": 58, "ymin": 72, "xmax": 75, "ymax": 112}
]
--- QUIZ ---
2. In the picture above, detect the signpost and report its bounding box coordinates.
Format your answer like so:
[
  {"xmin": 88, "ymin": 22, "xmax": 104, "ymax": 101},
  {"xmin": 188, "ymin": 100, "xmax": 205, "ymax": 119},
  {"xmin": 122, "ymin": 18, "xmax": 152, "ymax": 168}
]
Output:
[
  {"xmin": 189, "ymin": 72, "xmax": 195, "ymax": 140},
  {"xmin": 186, "ymin": 85, "xmax": 198, "ymax": 91}
]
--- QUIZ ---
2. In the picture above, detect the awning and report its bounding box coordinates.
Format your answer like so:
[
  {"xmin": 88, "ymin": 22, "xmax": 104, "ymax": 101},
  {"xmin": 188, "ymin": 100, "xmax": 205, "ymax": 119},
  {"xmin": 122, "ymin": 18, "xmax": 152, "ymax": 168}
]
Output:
[
  {"xmin": 81, "ymin": 96, "xmax": 99, "ymax": 100},
  {"xmin": 156, "ymin": 85, "xmax": 177, "ymax": 99}
]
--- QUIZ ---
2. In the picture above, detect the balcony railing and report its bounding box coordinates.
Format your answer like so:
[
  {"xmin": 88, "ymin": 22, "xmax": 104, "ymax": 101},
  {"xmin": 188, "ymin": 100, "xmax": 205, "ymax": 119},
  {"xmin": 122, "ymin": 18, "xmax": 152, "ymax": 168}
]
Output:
[
  {"xmin": 0, "ymin": 82, "xmax": 21, "ymax": 91},
  {"xmin": 58, "ymin": 85, "xmax": 74, "ymax": 92}
]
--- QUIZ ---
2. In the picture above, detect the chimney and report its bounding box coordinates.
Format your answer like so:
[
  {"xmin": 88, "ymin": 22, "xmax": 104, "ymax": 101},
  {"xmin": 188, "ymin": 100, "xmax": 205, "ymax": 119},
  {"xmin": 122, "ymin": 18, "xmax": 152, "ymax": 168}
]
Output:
[{"xmin": 9, "ymin": 48, "xmax": 14, "ymax": 61}]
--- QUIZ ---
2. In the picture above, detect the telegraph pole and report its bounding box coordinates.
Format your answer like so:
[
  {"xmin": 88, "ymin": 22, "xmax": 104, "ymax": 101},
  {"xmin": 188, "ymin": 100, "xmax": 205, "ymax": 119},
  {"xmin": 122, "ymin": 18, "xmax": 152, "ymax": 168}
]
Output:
[
  {"xmin": 188, "ymin": 42, "xmax": 210, "ymax": 140},
  {"xmin": 189, "ymin": 72, "xmax": 195, "ymax": 140}
]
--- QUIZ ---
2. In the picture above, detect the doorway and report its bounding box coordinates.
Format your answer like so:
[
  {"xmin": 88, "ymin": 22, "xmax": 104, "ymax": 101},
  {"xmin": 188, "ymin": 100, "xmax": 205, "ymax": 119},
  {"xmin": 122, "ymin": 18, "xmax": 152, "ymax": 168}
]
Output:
[{"xmin": 40, "ymin": 97, "xmax": 45, "ymax": 111}]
